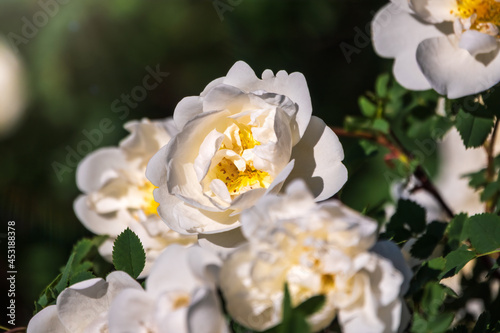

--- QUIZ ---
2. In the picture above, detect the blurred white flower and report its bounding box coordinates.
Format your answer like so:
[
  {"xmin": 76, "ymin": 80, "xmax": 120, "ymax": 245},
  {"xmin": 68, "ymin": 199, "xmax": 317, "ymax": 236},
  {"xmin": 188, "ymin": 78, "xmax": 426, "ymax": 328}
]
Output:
[
  {"xmin": 74, "ymin": 118, "xmax": 196, "ymax": 278},
  {"xmin": 0, "ymin": 37, "xmax": 25, "ymax": 137},
  {"xmin": 372, "ymin": 0, "xmax": 500, "ymax": 98},
  {"xmin": 27, "ymin": 271, "xmax": 141, "ymax": 333},
  {"xmin": 220, "ymin": 181, "xmax": 411, "ymax": 333},
  {"xmin": 146, "ymin": 61, "xmax": 347, "ymax": 253},
  {"xmin": 107, "ymin": 244, "xmax": 228, "ymax": 333}
]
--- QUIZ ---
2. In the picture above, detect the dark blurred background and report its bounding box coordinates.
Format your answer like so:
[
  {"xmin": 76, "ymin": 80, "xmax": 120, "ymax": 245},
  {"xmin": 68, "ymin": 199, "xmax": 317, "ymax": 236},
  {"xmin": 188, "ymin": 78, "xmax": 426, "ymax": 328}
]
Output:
[{"xmin": 0, "ymin": 0, "xmax": 393, "ymax": 326}]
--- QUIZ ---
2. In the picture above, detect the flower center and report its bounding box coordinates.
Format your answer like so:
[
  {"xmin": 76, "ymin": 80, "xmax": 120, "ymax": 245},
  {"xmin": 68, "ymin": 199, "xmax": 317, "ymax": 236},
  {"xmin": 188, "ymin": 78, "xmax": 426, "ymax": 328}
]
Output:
[
  {"xmin": 140, "ymin": 181, "xmax": 159, "ymax": 216},
  {"xmin": 214, "ymin": 122, "xmax": 272, "ymax": 196},
  {"xmin": 456, "ymin": 0, "xmax": 500, "ymax": 25}
]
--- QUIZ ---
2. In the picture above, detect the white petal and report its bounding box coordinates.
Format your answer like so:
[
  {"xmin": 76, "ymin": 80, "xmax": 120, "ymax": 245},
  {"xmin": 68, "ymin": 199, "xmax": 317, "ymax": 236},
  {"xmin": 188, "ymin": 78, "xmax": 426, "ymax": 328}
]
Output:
[
  {"xmin": 286, "ymin": 116, "xmax": 347, "ymax": 201},
  {"xmin": 27, "ymin": 305, "xmax": 67, "ymax": 333},
  {"xmin": 187, "ymin": 288, "xmax": 228, "ymax": 333},
  {"xmin": 147, "ymin": 244, "xmax": 200, "ymax": 295},
  {"xmin": 76, "ymin": 147, "xmax": 127, "ymax": 193},
  {"xmin": 417, "ymin": 35, "xmax": 500, "ymax": 98},
  {"xmin": 166, "ymin": 110, "xmax": 230, "ymax": 210},
  {"xmin": 409, "ymin": 0, "xmax": 457, "ymax": 23},
  {"xmin": 202, "ymin": 84, "xmax": 248, "ymax": 112},
  {"xmin": 193, "ymin": 129, "xmax": 225, "ymax": 182},
  {"xmin": 146, "ymin": 143, "xmax": 169, "ymax": 187},
  {"xmin": 108, "ymin": 288, "xmax": 156, "ymax": 333},
  {"xmin": 197, "ymin": 227, "xmax": 247, "ymax": 258},
  {"xmin": 174, "ymin": 96, "xmax": 203, "ymax": 130},
  {"xmin": 372, "ymin": 3, "xmax": 445, "ymax": 90},
  {"xmin": 459, "ymin": 30, "xmax": 498, "ymax": 56},
  {"xmin": 73, "ymin": 195, "xmax": 130, "ymax": 236},
  {"xmin": 223, "ymin": 61, "xmax": 312, "ymax": 142}
]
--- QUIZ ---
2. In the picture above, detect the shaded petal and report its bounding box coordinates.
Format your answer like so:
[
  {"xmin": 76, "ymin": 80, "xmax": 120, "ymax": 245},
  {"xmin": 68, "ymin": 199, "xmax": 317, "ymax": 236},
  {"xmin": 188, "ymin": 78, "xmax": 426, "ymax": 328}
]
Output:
[
  {"xmin": 174, "ymin": 96, "xmax": 204, "ymax": 130},
  {"xmin": 409, "ymin": 0, "xmax": 457, "ymax": 23},
  {"xmin": 76, "ymin": 148, "xmax": 127, "ymax": 194},
  {"xmin": 146, "ymin": 143, "xmax": 169, "ymax": 187},
  {"xmin": 372, "ymin": 3, "xmax": 445, "ymax": 90},
  {"xmin": 197, "ymin": 227, "xmax": 247, "ymax": 258},
  {"xmin": 27, "ymin": 305, "xmax": 67, "ymax": 333},
  {"xmin": 285, "ymin": 116, "xmax": 347, "ymax": 201},
  {"xmin": 147, "ymin": 244, "xmax": 200, "ymax": 295},
  {"xmin": 73, "ymin": 195, "xmax": 130, "ymax": 236},
  {"xmin": 417, "ymin": 35, "xmax": 500, "ymax": 98},
  {"xmin": 459, "ymin": 30, "xmax": 497, "ymax": 56},
  {"xmin": 108, "ymin": 288, "xmax": 156, "ymax": 333},
  {"xmin": 188, "ymin": 288, "xmax": 229, "ymax": 333}
]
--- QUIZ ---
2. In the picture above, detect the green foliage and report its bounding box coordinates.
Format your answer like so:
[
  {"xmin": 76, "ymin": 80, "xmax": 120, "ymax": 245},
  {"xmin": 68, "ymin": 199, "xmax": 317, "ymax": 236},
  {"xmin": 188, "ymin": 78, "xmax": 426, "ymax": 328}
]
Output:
[
  {"xmin": 411, "ymin": 283, "xmax": 454, "ymax": 333},
  {"xmin": 455, "ymin": 109, "xmax": 494, "ymax": 148},
  {"xmin": 446, "ymin": 213, "xmax": 468, "ymax": 251},
  {"xmin": 112, "ymin": 228, "xmax": 146, "ymax": 279},
  {"xmin": 410, "ymin": 221, "xmax": 447, "ymax": 260},
  {"xmin": 441, "ymin": 245, "xmax": 476, "ymax": 279},
  {"xmin": 466, "ymin": 213, "xmax": 500, "ymax": 254},
  {"xmin": 385, "ymin": 199, "xmax": 426, "ymax": 243},
  {"xmin": 33, "ymin": 236, "xmax": 108, "ymax": 314}
]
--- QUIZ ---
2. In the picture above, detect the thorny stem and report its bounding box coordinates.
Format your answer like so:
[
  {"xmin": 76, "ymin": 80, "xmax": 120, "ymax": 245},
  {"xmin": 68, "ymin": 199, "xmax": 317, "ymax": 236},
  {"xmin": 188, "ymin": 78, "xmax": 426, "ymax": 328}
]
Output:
[
  {"xmin": 331, "ymin": 127, "xmax": 454, "ymax": 219},
  {"xmin": 485, "ymin": 117, "xmax": 499, "ymax": 213}
]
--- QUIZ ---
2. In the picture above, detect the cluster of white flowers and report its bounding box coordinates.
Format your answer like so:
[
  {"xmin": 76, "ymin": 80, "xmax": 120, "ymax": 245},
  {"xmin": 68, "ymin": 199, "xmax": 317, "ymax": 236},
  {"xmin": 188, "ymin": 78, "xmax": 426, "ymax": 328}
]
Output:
[
  {"xmin": 28, "ymin": 61, "xmax": 411, "ymax": 332},
  {"xmin": 373, "ymin": 0, "xmax": 500, "ymax": 98}
]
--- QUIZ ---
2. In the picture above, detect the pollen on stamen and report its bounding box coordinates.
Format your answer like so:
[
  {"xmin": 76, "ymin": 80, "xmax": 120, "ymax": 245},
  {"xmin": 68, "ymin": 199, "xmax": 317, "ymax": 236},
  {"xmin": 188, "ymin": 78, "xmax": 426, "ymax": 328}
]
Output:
[{"xmin": 456, "ymin": 0, "xmax": 500, "ymax": 25}]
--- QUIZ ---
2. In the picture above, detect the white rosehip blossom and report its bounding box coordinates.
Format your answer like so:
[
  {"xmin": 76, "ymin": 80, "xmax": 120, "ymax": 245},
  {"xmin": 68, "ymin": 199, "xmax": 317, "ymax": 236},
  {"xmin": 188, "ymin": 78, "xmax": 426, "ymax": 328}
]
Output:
[
  {"xmin": 372, "ymin": 0, "xmax": 500, "ymax": 98},
  {"xmin": 27, "ymin": 271, "xmax": 142, "ymax": 333},
  {"xmin": 74, "ymin": 118, "xmax": 196, "ymax": 277},
  {"xmin": 219, "ymin": 181, "xmax": 411, "ymax": 333},
  {"xmin": 146, "ymin": 61, "xmax": 347, "ymax": 252},
  {"xmin": 0, "ymin": 37, "xmax": 25, "ymax": 137},
  {"xmin": 107, "ymin": 244, "xmax": 229, "ymax": 333}
]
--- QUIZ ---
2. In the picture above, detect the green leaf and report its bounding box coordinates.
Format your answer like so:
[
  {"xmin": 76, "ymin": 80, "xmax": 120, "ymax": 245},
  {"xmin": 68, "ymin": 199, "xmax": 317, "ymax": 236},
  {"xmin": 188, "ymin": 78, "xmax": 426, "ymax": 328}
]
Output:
[
  {"xmin": 480, "ymin": 181, "xmax": 500, "ymax": 202},
  {"xmin": 386, "ymin": 199, "xmax": 426, "ymax": 242},
  {"xmin": 410, "ymin": 221, "xmax": 447, "ymax": 260},
  {"xmin": 72, "ymin": 239, "xmax": 94, "ymax": 268},
  {"xmin": 465, "ymin": 169, "xmax": 488, "ymax": 189},
  {"xmin": 295, "ymin": 295, "xmax": 326, "ymax": 316},
  {"xmin": 112, "ymin": 228, "xmax": 146, "ymax": 279},
  {"xmin": 69, "ymin": 271, "xmax": 96, "ymax": 286},
  {"xmin": 372, "ymin": 118, "xmax": 389, "ymax": 133},
  {"xmin": 466, "ymin": 213, "xmax": 500, "ymax": 254},
  {"xmin": 455, "ymin": 109, "xmax": 494, "ymax": 148},
  {"xmin": 359, "ymin": 139, "xmax": 379, "ymax": 157},
  {"xmin": 447, "ymin": 213, "xmax": 468, "ymax": 251},
  {"xmin": 375, "ymin": 73, "xmax": 390, "ymax": 98},
  {"xmin": 359, "ymin": 96, "xmax": 377, "ymax": 117},
  {"xmin": 440, "ymin": 245, "xmax": 476, "ymax": 279},
  {"xmin": 426, "ymin": 312, "xmax": 454, "ymax": 333},
  {"xmin": 55, "ymin": 253, "xmax": 75, "ymax": 293}
]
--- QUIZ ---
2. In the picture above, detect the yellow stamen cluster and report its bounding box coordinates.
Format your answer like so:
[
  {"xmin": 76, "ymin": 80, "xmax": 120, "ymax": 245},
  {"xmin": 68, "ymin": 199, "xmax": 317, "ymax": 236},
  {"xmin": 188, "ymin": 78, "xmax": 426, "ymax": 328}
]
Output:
[
  {"xmin": 140, "ymin": 181, "xmax": 159, "ymax": 216},
  {"xmin": 456, "ymin": 0, "xmax": 500, "ymax": 25},
  {"xmin": 216, "ymin": 123, "xmax": 271, "ymax": 195}
]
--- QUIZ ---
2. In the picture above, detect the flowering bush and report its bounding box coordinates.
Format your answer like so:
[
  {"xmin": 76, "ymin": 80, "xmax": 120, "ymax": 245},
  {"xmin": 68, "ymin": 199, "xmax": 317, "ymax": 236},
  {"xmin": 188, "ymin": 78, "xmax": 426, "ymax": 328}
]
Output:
[{"xmin": 24, "ymin": 57, "xmax": 500, "ymax": 333}]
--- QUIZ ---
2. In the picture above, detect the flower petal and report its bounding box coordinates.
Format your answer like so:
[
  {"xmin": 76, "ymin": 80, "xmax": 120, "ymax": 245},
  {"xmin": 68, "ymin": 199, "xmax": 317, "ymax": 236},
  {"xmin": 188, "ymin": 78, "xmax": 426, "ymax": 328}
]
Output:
[
  {"xmin": 285, "ymin": 116, "xmax": 347, "ymax": 201},
  {"xmin": 27, "ymin": 305, "xmax": 67, "ymax": 333},
  {"xmin": 174, "ymin": 96, "xmax": 204, "ymax": 130},
  {"xmin": 416, "ymin": 35, "xmax": 500, "ymax": 98},
  {"xmin": 409, "ymin": 0, "xmax": 457, "ymax": 23},
  {"xmin": 459, "ymin": 30, "xmax": 498, "ymax": 56},
  {"xmin": 197, "ymin": 227, "xmax": 247, "ymax": 258},
  {"xmin": 223, "ymin": 61, "xmax": 312, "ymax": 143},
  {"xmin": 187, "ymin": 288, "xmax": 229, "ymax": 333},
  {"xmin": 146, "ymin": 244, "xmax": 200, "ymax": 295},
  {"xmin": 107, "ymin": 288, "xmax": 156, "ymax": 333},
  {"xmin": 372, "ymin": 2, "xmax": 445, "ymax": 90},
  {"xmin": 73, "ymin": 195, "xmax": 130, "ymax": 236},
  {"xmin": 76, "ymin": 147, "xmax": 127, "ymax": 194}
]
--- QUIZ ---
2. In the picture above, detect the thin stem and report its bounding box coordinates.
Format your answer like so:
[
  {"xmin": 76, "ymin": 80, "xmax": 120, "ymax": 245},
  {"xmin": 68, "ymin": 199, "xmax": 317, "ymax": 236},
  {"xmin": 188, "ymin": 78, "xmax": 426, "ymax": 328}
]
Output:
[
  {"xmin": 332, "ymin": 127, "xmax": 454, "ymax": 219},
  {"xmin": 485, "ymin": 118, "xmax": 499, "ymax": 213}
]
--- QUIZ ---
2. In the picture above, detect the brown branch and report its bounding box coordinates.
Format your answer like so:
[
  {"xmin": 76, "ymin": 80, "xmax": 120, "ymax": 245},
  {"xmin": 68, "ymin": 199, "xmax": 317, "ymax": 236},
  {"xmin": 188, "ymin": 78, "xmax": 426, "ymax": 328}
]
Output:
[{"xmin": 332, "ymin": 127, "xmax": 454, "ymax": 219}]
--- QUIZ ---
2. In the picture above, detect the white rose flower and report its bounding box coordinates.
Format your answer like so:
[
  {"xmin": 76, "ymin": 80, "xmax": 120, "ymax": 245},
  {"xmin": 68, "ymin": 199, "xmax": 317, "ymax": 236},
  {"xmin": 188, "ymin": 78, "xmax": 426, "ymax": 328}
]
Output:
[
  {"xmin": 27, "ymin": 271, "xmax": 141, "ymax": 333},
  {"xmin": 372, "ymin": 0, "xmax": 500, "ymax": 98},
  {"xmin": 146, "ymin": 61, "xmax": 347, "ymax": 251},
  {"xmin": 0, "ymin": 37, "xmax": 25, "ymax": 137},
  {"xmin": 219, "ymin": 181, "xmax": 411, "ymax": 333},
  {"xmin": 107, "ymin": 244, "xmax": 228, "ymax": 333},
  {"xmin": 74, "ymin": 118, "xmax": 196, "ymax": 278}
]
